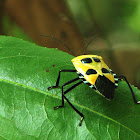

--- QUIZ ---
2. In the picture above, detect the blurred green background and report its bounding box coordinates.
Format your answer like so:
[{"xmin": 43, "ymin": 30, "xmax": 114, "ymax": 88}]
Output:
[{"xmin": 0, "ymin": 0, "xmax": 140, "ymax": 88}]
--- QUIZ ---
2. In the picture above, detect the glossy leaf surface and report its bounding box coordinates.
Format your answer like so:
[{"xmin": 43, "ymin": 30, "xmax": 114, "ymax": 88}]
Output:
[{"xmin": 0, "ymin": 36, "xmax": 140, "ymax": 140}]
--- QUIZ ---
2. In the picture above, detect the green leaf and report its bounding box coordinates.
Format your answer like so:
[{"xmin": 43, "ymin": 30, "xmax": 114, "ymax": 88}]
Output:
[{"xmin": 0, "ymin": 36, "xmax": 140, "ymax": 140}]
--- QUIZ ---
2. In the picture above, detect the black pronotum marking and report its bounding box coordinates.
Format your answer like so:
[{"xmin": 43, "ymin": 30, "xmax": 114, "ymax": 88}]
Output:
[
  {"xmin": 102, "ymin": 68, "xmax": 110, "ymax": 73},
  {"xmin": 93, "ymin": 57, "xmax": 101, "ymax": 62},
  {"xmin": 86, "ymin": 69, "xmax": 97, "ymax": 75},
  {"xmin": 81, "ymin": 58, "xmax": 92, "ymax": 63}
]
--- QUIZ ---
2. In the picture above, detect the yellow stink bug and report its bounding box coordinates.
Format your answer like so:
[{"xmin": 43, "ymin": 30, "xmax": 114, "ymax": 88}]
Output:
[{"xmin": 46, "ymin": 36, "xmax": 140, "ymax": 126}]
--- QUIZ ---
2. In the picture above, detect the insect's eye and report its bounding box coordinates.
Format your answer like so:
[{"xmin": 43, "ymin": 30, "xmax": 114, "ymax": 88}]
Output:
[
  {"xmin": 102, "ymin": 68, "xmax": 110, "ymax": 73},
  {"xmin": 86, "ymin": 69, "xmax": 97, "ymax": 75},
  {"xmin": 93, "ymin": 58, "xmax": 101, "ymax": 62},
  {"xmin": 81, "ymin": 58, "xmax": 92, "ymax": 63}
]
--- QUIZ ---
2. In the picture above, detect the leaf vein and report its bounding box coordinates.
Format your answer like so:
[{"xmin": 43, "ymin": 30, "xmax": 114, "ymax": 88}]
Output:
[{"xmin": 0, "ymin": 78, "xmax": 140, "ymax": 137}]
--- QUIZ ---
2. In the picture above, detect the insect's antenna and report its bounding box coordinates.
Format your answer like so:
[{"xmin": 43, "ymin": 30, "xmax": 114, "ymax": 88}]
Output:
[
  {"xmin": 83, "ymin": 34, "xmax": 98, "ymax": 55},
  {"xmin": 40, "ymin": 35, "xmax": 76, "ymax": 56}
]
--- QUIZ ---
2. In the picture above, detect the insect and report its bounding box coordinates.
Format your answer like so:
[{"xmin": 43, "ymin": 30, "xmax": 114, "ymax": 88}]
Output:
[{"xmin": 46, "ymin": 35, "xmax": 140, "ymax": 126}]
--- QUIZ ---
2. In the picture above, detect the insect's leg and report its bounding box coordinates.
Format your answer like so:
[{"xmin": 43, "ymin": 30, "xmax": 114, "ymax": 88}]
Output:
[
  {"xmin": 48, "ymin": 69, "xmax": 76, "ymax": 90},
  {"xmin": 63, "ymin": 86, "xmax": 84, "ymax": 126},
  {"xmin": 55, "ymin": 79, "xmax": 84, "ymax": 126},
  {"xmin": 116, "ymin": 75, "xmax": 140, "ymax": 104},
  {"xmin": 54, "ymin": 77, "xmax": 80, "ymax": 109}
]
